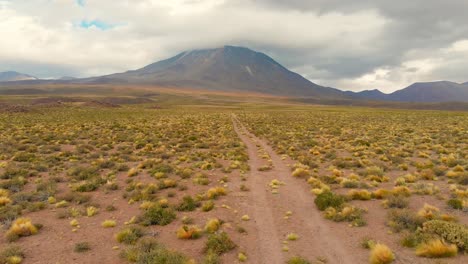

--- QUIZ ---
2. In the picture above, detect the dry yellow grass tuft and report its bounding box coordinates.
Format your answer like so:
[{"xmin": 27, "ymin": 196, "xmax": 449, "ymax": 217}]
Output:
[
  {"xmin": 369, "ymin": 243, "xmax": 395, "ymax": 264},
  {"xmin": 6, "ymin": 218, "xmax": 38, "ymax": 241},
  {"xmin": 415, "ymin": 239, "xmax": 458, "ymax": 258}
]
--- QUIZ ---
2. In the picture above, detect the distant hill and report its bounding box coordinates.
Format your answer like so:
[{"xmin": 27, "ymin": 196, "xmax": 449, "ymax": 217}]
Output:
[
  {"xmin": 350, "ymin": 81, "xmax": 468, "ymax": 102},
  {"xmin": 80, "ymin": 46, "xmax": 345, "ymax": 98},
  {"xmin": 0, "ymin": 71, "xmax": 37, "ymax": 82},
  {"xmin": 345, "ymin": 89, "xmax": 388, "ymax": 101}
]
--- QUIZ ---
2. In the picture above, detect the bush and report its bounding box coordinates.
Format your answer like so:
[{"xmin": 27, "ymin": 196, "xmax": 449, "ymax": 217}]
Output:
[
  {"xmin": 447, "ymin": 199, "xmax": 463, "ymax": 210},
  {"xmin": 204, "ymin": 218, "xmax": 221, "ymax": 233},
  {"xmin": 205, "ymin": 232, "xmax": 236, "ymax": 255},
  {"xmin": 369, "ymin": 243, "xmax": 395, "ymax": 264},
  {"xmin": 314, "ymin": 191, "xmax": 345, "ymax": 211},
  {"xmin": 176, "ymin": 225, "xmax": 202, "ymax": 239},
  {"xmin": 415, "ymin": 239, "xmax": 458, "ymax": 258},
  {"xmin": 101, "ymin": 220, "xmax": 117, "ymax": 228},
  {"xmin": 6, "ymin": 218, "xmax": 38, "ymax": 241},
  {"xmin": 421, "ymin": 220, "xmax": 468, "ymax": 251},
  {"xmin": 287, "ymin": 256, "xmax": 311, "ymax": 264},
  {"xmin": 116, "ymin": 226, "xmax": 144, "ymax": 244},
  {"xmin": 177, "ymin": 196, "xmax": 200, "ymax": 212},
  {"xmin": 140, "ymin": 205, "xmax": 176, "ymax": 226},
  {"xmin": 74, "ymin": 242, "xmax": 91, "ymax": 253},
  {"xmin": 0, "ymin": 245, "xmax": 24, "ymax": 264},
  {"xmin": 387, "ymin": 209, "xmax": 425, "ymax": 232},
  {"xmin": 348, "ymin": 189, "xmax": 372, "ymax": 200},
  {"xmin": 121, "ymin": 237, "xmax": 189, "ymax": 264},
  {"xmin": 382, "ymin": 195, "xmax": 409, "ymax": 209},
  {"xmin": 202, "ymin": 201, "xmax": 215, "ymax": 212}
]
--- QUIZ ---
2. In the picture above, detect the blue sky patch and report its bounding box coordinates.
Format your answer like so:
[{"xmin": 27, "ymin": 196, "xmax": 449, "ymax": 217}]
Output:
[
  {"xmin": 78, "ymin": 20, "xmax": 114, "ymax": 30},
  {"xmin": 76, "ymin": 0, "xmax": 85, "ymax": 7}
]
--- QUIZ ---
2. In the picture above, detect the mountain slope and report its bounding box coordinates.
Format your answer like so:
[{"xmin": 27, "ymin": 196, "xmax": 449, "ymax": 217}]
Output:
[
  {"xmin": 387, "ymin": 81, "xmax": 468, "ymax": 102},
  {"xmin": 82, "ymin": 46, "xmax": 344, "ymax": 97},
  {"xmin": 0, "ymin": 71, "xmax": 37, "ymax": 82}
]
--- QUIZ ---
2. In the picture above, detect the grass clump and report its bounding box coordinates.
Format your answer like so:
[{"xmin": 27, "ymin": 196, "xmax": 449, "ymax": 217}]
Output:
[
  {"xmin": 204, "ymin": 218, "xmax": 221, "ymax": 233},
  {"xmin": 102, "ymin": 220, "xmax": 117, "ymax": 228},
  {"xmin": 176, "ymin": 225, "xmax": 202, "ymax": 239},
  {"xmin": 0, "ymin": 245, "xmax": 24, "ymax": 264},
  {"xmin": 287, "ymin": 256, "xmax": 311, "ymax": 264},
  {"xmin": 74, "ymin": 242, "xmax": 91, "ymax": 253},
  {"xmin": 415, "ymin": 239, "xmax": 458, "ymax": 258},
  {"xmin": 369, "ymin": 243, "xmax": 395, "ymax": 264},
  {"xmin": 387, "ymin": 209, "xmax": 424, "ymax": 232},
  {"xmin": 348, "ymin": 189, "xmax": 372, "ymax": 200},
  {"xmin": 201, "ymin": 201, "xmax": 215, "ymax": 212},
  {"xmin": 140, "ymin": 205, "xmax": 176, "ymax": 226},
  {"xmin": 6, "ymin": 218, "xmax": 38, "ymax": 242},
  {"xmin": 116, "ymin": 226, "xmax": 144, "ymax": 244}
]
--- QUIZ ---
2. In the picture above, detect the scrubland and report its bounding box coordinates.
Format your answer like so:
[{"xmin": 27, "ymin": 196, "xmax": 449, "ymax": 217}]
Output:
[{"xmin": 0, "ymin": 102, "xmax": 466, "ymax": 264}]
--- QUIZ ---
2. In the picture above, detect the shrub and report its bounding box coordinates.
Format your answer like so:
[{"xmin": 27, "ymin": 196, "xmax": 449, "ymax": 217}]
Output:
[
  {"xmin": 116, "ymin": 226, "xmax": 144, "ymax": 244},
  {"xmin": 204, "ymin": 218, "xmax": 221, "ymax": 233},
  {"xmin": 369, "ymin": 243, "xmax": 395, "ymax": 264},
  {"xmin": 6, "ymin": 218, "xmax": 38, "ymax": 241},
  {"xmin": 382, "ymin": 195, "xmax": 409, "ymax": 209},
  {"xmin": 102, "ymin": 220, "xmax": 117, "ymax": 228},
  {"xmin": 292, "ymin": 168, "xmax": 310, "ymax": 178},
  {"xmin": 176, "ymin": 225, "xmax": 202, "ymax": 239},
  {"xmin": 324, "ymin": 206, "xmax": 367, "ymax": 226},
  {"xmin": 348, "ymin": 189, "xmax": 372, "ymax": 200},
  {"xmin": 86, "ymin": 206, "xmax": 99, "ymax": 217},
  {"xmin": 206, "ymin": 187, "xmax": 227, "ymax": 200},
  {"xmin": 205, "ymin": 232, "xmax": 236, "ymax": 255},
  {"xmin": 447, "ymin": 199, "xmax": 463, "ymax": 210},
  {"xmin": 202, "ymin": 201, "xmax": 215, "ymax": 212},
  {"xmin": 202, "ymin": 250, "xmax": 220, "ymax": 264},
  {"xmin": 177, "ymin": 196, "xmax": 200, "ymax": 212},
  {"xmin": 415, "ymin": 239, "xmax": 458, "ymax": 258},
  {"xmin": 121, "ymin": 237, "xmax": 189, "ymax": 263},
  {"xmin": 74, "ymin": 242, "xmax": 91, "ymax": 253},
  {"xmin": 421, "ymin": 220, "xmax": 468, "ymax": 251},
  {"xmin": 287, "ymin": 256, "xmax": 311, "ymax": 264},
  {"xmin": 140, "ymin": 205, "xmax": 176, "ymax": 226},
  {"xmin": 314, "ymin": 191, "xmax": 345, "ymax": 211},
  {"xmin": 417, "ymin": 204, "xmax": 440, "ymax": 220},
  {"xmin": 387, "ymin": 209, "xmax": 425, "ymax": 232},
  {"xmin": 287, "ymin": 233, "xmax": 299, "ymax": 241},
  {"xmin": 0, "ymin": 245, "xmax": 24, "ymax": 264}
]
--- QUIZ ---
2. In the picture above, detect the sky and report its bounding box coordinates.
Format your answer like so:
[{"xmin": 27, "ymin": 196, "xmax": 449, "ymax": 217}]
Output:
[{"xmin": 0, "ymin": 0, "xmax": 467, "ymax": 92}]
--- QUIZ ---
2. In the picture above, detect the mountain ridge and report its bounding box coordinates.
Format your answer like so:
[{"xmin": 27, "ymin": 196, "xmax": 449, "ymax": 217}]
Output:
[
  {"xmin": 0, "ymin": 71, "xmax": 37, "ymax": 82},
  {"xmin": 1, "ymin": 46, "xmax": 467, "ymax": 102}
]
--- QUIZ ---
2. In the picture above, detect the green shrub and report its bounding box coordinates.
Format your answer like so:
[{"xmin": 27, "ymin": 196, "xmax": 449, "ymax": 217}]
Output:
[
  {"xmin": 176, "ymin": 196, "xmax": 200, "ymax": 212},
  {"xmin": 0, "ymin": 245, "xmax": 24, "ymax": 264},
  {"xmin": 287, "ymin": 256, "xmax": 311, "ymax": 264},
  {"xmin": 116, "ymin": 226, "xmax": 144, "ymax": 244},
  {"xmin": 74, "ymin": 242, "xmax": 91, "ymax": 252},
  {"xmin": 121, "ymin": 237, "xmax": 188, "ymax": 264},
  {"xmin": 447, "ymin": 199, "xmax": 463, "ymax": 210},
  {"xmin": 421, "ymin": 220, "xmax": 468, "ymax": 251},
  {"xmin": 314, "ymin": 191, "xmax": 345, "ymax": 211},
  {"xmin": 387, "ymin": 209, "xmax": 425, "ymax": 232},
  {"xmin": 205, "ymin": 232, "xmax": 236, "ymax": 255},
  {"xmin": 140, "ymin": 205, "xmax": 176, "ymax": 226}
]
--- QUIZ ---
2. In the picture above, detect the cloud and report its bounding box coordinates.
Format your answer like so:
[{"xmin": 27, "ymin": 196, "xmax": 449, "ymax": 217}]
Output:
[{"xmin": 0, "ymin": 0, "xmax": 467, "ymax": 91}]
